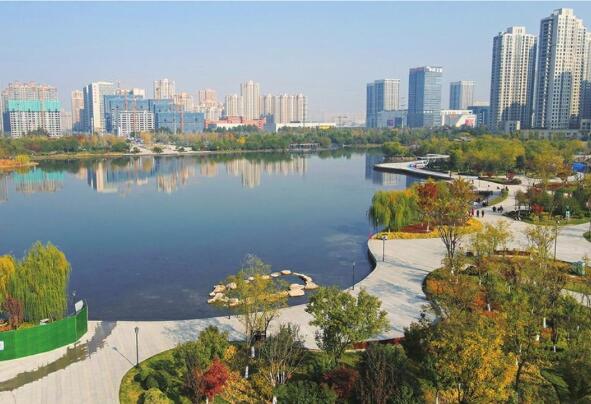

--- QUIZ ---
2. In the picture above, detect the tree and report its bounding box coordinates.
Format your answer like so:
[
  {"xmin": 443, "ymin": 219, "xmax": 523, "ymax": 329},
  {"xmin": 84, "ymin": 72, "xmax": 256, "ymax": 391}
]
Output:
[
  {"xmin": 369, "ymin": 189, "xmax": 418, "ymax": 232},
  {"xmin": 430, "ymin": 314, "xmax": 517, "ymax": 403},
  {"xmin": 0, "ymin": 255, "xmax": 16, "ymax": 304},
  {"xmin": 275, "ymin": 380, "xmax": 337, "ymax": 404},
  {"xmin": 432, "ymin": 179, "xmax": 475, "ymax": 273},
  {"xmin": 8, "ymin": 242, "xmax": 71, "ymax": 322},
  {"xmin": 356, "ymin": 344, "xmax": 419, "ymax": 404},
  {"xmin": 415, "ymin": 180, "xmax": 439, "ymax": 231},
  {"xmin": 258, "ymin": 323, "xmax": 305, "ymax": 389},
  {"xmin": 223, "ymin": 255, "xmax": 287, "ymax": 346},
  {"xmin": 198, "ymin": 359, "xmax": 229, "ymax": 403},
  {"xmin": 322, "ymin": 367, "xmax": 359, "ymax": 400},
  {"xmin": 305, "ymin": 287, "xmax": 389, "ymax": 363},
  {"xmin": 142, "ymin": 388, "xmax": 173, "ymax": 404},
  {"xmin": 382, "ymin": 141, "xmax": 407, "ymax": 157},
  {"xmin": 531, "ymin": 152, "xmax": 563, "ymax": 188},
  {"xmin": 470, "ymin": 221, "xmax": 512, "ymax": 282},
  {"xmin": 2, "ymin": 296, "xmax": 23, "ymax": 329}
]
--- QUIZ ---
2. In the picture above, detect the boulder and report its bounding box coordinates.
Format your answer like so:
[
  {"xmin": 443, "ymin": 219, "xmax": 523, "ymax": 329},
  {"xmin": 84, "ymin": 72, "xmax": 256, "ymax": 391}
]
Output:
[
  {"xmin": 288, "ymin": 289, "xmax": 305, "ymax": 297},
  {"xmin": 304, "ymin": 282, "xmax": 319, "ymax": 290},
  {"xmin": 262, "ymin": 275, "xmax": 270, "ymax": 280},
  {"xmin": 207, "ymin": 293, "xmax": 225, "ymax": 304},
  {"xmin": 270, "ymin": 272, "xmax": 280, "ymax": 278},
  {"xmin": 212, "ymin": 284, "xmax": 226, "ymax": 294},
  {"xmin": 281, "ymin": 269, "xmax": 292, "ymax": 275},
  {"xmin": 289, "ymin": 283, "xmax": 305, "ymax": 290},
  {"xmin": 226, "ymin": 282, "xmax": 237, "ymax": 290}
]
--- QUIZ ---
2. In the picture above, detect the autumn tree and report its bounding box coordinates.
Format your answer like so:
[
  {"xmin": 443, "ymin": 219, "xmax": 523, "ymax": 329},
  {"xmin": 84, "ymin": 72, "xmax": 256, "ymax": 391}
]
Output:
[
  {"xmin": 0, "ymin": 255, "xmax": 16, "ymax": 304},
  {"xmin": 432, "ymin": 179, "xmax": 475, "ymax": 273},
  {"xmin": 258, "ymin": 323, "xmax": 305, "ymax": 390},
  {"xmin": 198, "ymin": 359, "xmax": 229, "ymax": 403},
  {"xmin": 222, "ymin": 255, "xmax": 287, "ymax": 346},
  {"xmin": 415, "ymin": 179, "xmax": 439, "ymax": 231},
  {"xmin": 306, "ymin": 287, "xmax": 389, "ymax": 363},
  {"xmin": 431, "ymin": 314, "xmax": 517, "ymax": 403}
]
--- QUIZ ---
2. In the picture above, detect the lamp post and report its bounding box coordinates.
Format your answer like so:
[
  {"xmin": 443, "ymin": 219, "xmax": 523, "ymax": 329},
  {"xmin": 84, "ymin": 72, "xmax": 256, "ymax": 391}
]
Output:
[
  {"xmin": 134, "ymin": 326, "xmax": 139, "ymax": 368},
  {"xmin": 352, "ymin": 261, "xmax": 356, "ymax": 290},
  {"xmin": 381, "ymin": 235, "xmax": 387, "ymax": 262},
  {"xmin": 554, "ymin": 219, "xmax": 560, "ymax": 261}
]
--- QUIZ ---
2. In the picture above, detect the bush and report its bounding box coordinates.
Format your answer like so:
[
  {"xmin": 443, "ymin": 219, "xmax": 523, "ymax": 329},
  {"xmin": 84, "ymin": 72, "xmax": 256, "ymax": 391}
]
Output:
[
  {"xmin": 141, "ymin": 388, "xmax": 172, "ymax": 404},
  {"xmin": 275, "ymin": 380, "xmax": 337, "ymax": 404},
  {"xmin": 144, "ymin": 375, "xmax": 160, "ymax": 390},
  {"xmin": 322, "ymin": 366, "xmax": 359, "ymax": 399}
]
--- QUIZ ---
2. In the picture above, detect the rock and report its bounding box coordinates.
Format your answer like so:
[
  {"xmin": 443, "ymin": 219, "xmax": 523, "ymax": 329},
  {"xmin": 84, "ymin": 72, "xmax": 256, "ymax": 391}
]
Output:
[
  {"xmin": 207, "ymin": 293, "xmax": 225, "ymax": 304},
  {"xmin": 209, "ymin": 291, "xmax": 216, "ymax": 297},
  {"xmin": 288, "ymin": 289, "xmax": 305, "ymax": 297},
  {"xmin": 281, "ymin": 269, "xmax": 292, "ymax": 275},
  {"xmin": 262, "ymin": 275, "xmax": 270, "ymax": 280},
  {"xmin": 226, "ymin": 282, "xmax": 237, "ymax": 290},
  {"xmin": 270, "ymin": 272, "xmax": 280, "ymax": 278},
  {"xmin": 213, "ymin": 284, "xmax": 226, "ymax": 294},
  {"xmin": 289, "ymin": 283, "xmax": 305, "ymax": 290},
  {"xmin": 304, "ymin": 282, "xmax": 319, "ymax": 290},
  {"xmin": 228, "ymin": 298, "xmax": 240, "ymax": 306},
  {"xmin": 248, "ymin": 276, "xmax": 255, "ymax": 281}
]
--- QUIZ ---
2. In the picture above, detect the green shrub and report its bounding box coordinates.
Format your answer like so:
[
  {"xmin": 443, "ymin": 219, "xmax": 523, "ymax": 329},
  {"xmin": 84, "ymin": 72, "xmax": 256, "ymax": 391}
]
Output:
[
  {"xmin": 275, "ymin": 380, "xmax": 337, "ymax": 404},
  {"xmin": 141, "ymin": 388, "xmax": 172, "ymax": 404}
]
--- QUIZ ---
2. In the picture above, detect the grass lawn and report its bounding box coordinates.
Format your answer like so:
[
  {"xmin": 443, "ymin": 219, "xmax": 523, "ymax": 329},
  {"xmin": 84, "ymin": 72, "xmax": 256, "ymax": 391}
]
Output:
[
  {"xmin": 488, "ymin": 190, "xmax": 509, "ymax": 206},
  {"xmin": 504, "ymin": 211, "xmax": 590, "ymax": 226}
]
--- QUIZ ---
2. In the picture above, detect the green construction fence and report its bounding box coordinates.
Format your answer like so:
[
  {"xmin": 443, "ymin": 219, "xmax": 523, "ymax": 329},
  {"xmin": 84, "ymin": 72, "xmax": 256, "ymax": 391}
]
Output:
[{"xmin": 0, "ymin": 304, "xmax": 88, "ymax": 361}]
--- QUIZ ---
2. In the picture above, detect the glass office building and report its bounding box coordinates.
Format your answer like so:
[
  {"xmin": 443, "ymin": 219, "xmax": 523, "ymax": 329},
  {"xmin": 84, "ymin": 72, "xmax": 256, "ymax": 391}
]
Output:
[{"xmin": 408, "ymin": 66, "xmax": 443, "ymax": 128}]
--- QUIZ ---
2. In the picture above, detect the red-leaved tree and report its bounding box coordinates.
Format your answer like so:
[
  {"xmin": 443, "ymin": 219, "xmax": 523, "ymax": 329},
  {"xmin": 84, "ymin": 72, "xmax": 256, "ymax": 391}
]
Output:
[
  {"xmin": 199, "ymin": 359, "xmax": 229, "ymax": 402},
  {"xmin": 415, "ymin": 180, "xmax": 439, "ymax": 232},
  {"xmin": 323, "ymin": 366, "xmax": 359, "ymax": 399}
]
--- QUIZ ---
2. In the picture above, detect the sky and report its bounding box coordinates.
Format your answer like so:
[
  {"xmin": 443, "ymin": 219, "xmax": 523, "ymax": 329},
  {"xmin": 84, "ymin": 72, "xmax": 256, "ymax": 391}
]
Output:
[{"xmin": 2, "ymin": 1, "xmax": 591, "ymax": 121}]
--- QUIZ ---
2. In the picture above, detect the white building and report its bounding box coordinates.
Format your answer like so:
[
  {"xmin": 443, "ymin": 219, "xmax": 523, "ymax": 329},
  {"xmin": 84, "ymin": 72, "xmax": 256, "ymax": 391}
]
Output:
[
  {"xmin": 153, "ymin": 78, "xmax": 176, "ymax": 100},
  {"xmin": 173, "ymin": 92, "xmax": 194, "ymax": 112},
  {"xmin": 83, "ymin": 81, "xmax": 116, "ymax": 134},
  {"xmin": 260, "ymin": 94, "xmax": 275, "ymax": 117},
  {"xmin": 198, "ymin": 89, "xmax": 218, "ymax": 106},
  {"xmin": 490, "ymin": 26, "xmax": 537, "ymax": 131},
  {"xmin": 439, "ymin": 110, "xmax": 477, "ymax": 127},
  {"xmin": 274, "ymin": 94, "xmax": 307, "ymax": 123},
  {"xmin": 449, "ymin": 81, "xmax": 475, "ymax": 110},
  {"xmin": 534, "ymin": 9, "xmax": 587, "ymax": 129},
  {"xmin": 240, "ymin": 80, "xmax": 260, "ymax": 120},
  {"xmin": 112, "ymin": 110, "xmax": 155, "ymax": 136},
  {"xmin": 224, "ymin": 94, "xmax": 243, "ymax": 117}
]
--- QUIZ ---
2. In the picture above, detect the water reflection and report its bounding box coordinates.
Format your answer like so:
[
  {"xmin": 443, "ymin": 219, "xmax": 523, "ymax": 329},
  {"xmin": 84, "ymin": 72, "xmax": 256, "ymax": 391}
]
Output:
[
  {"xmin": 1, "ymin": 154, "xmax": 311, "ymax": 198},
  {"xmin": 365, "ymin": 154, "xmax": 416, "ymax": 187}
]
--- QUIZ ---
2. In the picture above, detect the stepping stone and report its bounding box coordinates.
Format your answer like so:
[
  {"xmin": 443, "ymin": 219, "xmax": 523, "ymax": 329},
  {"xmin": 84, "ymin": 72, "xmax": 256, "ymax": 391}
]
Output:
[
  {"xmin": 281, "ymin": 269, "xmax": 292, "ymax": 275},
  {"xmin": 288, "ymin": 289, "xmax": 305, "ymax": 297},
  {"xmin": 270, "ymin": 272, "xmax": 280, "ymax": 278},
  {"xmin": 289, "ymin": 283, "xmax": 305, "ymax": 290},
  {"xmin": 304, "ymin": 282, "xmax": 319, "ymax": 290}
]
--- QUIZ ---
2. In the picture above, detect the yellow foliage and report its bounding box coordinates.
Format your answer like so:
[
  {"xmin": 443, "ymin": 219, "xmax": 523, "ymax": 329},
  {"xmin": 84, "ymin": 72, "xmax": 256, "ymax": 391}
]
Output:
[
  {"xmin": 373, "ymin": 218, "xmax": 482, "ymax": 240},
  {"xmin": 219, "ymin": 370, "xmax": 260, "ymax": 403},
  {"xmin": 0, "ymin": 255, "xmax": 16, "ymax": 302},
  {"xmin": 223, "ymin": 345, "xmax": 237, "ymax": 362}
]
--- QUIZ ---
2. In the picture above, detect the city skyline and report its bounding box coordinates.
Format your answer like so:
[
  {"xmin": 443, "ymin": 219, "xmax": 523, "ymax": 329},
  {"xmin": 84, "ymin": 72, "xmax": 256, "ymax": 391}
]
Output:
[{"xmin": 2, "ymin": 2, "xmax": 591, "ymax": 120}]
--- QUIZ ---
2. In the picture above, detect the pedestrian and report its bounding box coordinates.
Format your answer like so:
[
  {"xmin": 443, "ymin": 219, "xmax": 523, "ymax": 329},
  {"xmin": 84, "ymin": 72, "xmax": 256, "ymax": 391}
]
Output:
[
  {"xmin": 477, "ymin": 210, "xmax": 480, "ymax": 218},
  {"xmin": 482, "ymin": 210, "xmax": 485, "ymax": 217}
]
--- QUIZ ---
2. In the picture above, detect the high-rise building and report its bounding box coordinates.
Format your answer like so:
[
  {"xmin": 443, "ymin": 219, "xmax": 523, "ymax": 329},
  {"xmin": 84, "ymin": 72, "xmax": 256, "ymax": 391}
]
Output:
[
  {"xmin": 224, "ymin": 94, "xmax": 243, "ymax": 117},
  {"xmin": 580, "ymin": 33, "xmax": 591, "ymax": 122},
  {"xmin": 61, "ymin": 111, "xmax": 73, "ymax": 134},
  {"xmin": 198, "ymin": 89, "xmax": 218, "ymax": 106},
  {"xmin": 153, "ymin": 78, "xmax": 176, "ymax": 100},
  {"xmin": 408, "ymin": 67, "xmax": 443, "ymax": 128},
  {"xmin": 83, "ymin": 81, "xmax": 116, "ymax": 133},
  {"xmin": 449, "ymin": 81, "xmax": 475, "ymax": 110},
  {"xmin": 468, "ymin": 102, "xmax": 491, "ymax": 128},
  {"xmin": 490, "ymin": 26, "xmax": 537, "ymax": 131},
  {"xmin": 294, "ymin": 94, "xmax": 308, "ymax": 122},
  {"xmin": 1, "ymin": 82, "xmax": 62, "ymax": 136},
  {"xmin": 260, "ymin": 94, "xmax": 275, "ymax": 117},
  {"xmin": 366, "ymin": 79, "xmax": 400, "ymax": 128},
  {"xmin": 240, "ymin": 80, "xmax": 260, "ymax": 120},
  {"xmin": 173, "ymin": 92, "xmax": 194, "ymax": 112},
  {"xmin": 71, "ymin": 89, "xmax": 84, "ymax": 132},
  {"xmin": 535, "ymin": 9, "xmax": 587, "ymax": 129}
]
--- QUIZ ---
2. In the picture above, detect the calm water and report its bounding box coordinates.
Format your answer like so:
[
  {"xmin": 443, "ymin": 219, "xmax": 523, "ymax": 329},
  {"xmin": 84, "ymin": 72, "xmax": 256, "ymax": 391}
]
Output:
[{"xmin": 0, "ymin": 150, "xmax": 418, "ymax": 320}]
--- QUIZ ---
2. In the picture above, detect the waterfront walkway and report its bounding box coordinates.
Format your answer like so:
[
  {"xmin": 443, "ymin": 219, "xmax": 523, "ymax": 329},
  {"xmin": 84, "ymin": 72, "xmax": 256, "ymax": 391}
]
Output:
[
  {"xmin": 0, "ymin": 178, "xmax": 589, "ymax": 404},
  {"xmin": 375, "ymin": 161, "xmax": 452, "ymax": 180}
]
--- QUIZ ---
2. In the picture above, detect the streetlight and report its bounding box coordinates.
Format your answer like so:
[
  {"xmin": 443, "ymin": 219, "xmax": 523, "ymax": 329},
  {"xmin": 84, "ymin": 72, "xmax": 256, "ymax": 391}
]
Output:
[
  {"xmin": 352, "ymin": 261, "xmax": 356, "ymax": 290},
  {"xmin": 381, "ymin": 235, "xmax": 387, "ymax": 262},
  {"xmin": 554, "ymin": 218, "xmax": 560, "ymax": 261},
  {"xmin": 134, "ymin": 326, "xmax": 139, "ymax": 368}
]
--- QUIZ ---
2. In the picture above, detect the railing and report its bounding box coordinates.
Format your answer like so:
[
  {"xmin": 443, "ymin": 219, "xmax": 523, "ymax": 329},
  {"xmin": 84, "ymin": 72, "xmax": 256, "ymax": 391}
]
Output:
[{"xmin": 0, "ymin": 303, "xmax": 88, "ymax": 361}]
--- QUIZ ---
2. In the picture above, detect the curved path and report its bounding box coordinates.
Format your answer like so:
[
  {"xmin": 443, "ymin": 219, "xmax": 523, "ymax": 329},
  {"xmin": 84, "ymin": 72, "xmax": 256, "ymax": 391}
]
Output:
[{"xmin": 0, "ymin": 178, "xmax": 589, "ymax": 404}]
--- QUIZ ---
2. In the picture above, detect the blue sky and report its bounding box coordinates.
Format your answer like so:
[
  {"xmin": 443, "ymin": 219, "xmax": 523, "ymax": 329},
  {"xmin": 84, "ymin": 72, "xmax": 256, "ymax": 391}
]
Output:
[{"xmin": 1, "ymin": 2, "xmax": 591, "ymax": 120}]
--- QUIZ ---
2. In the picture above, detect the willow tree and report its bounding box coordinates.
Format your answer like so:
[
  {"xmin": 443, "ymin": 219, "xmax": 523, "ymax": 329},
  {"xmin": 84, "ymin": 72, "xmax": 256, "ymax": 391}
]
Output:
[
  {"xmin": 9, "ymin": 242, "xmax": 71, "ymax": 323},
  {"xmin": 369, "ymin": 189, "xmax": 418, "ymax": 232},
  {"xmin": 0, "ymin": 255, "xmax": 16, "ymax": 305}
]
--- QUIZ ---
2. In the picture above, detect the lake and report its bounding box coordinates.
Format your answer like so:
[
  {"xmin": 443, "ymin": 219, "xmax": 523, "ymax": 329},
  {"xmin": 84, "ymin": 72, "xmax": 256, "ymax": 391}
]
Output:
[{"xmin": 0, "ymin": 150, "xmax": 419, "ymax": 320}]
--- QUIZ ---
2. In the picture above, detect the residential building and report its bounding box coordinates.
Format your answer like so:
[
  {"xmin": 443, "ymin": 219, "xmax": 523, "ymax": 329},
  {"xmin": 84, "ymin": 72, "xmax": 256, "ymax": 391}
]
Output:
[
  {"xmin": 260, "ymin": 94, "xmax": 275, "ymax": 117},
  {"xmin": 224, "ymin": 94, "xmax": 243, "ymax": 117},
  {"xmin": 173, "ymin": 92, "xmax": 195, "ymax": 112},
  {"xmin": 1, "ymin": 82, "xmax": 62, "ymax": 136},
  {"xmin": 61, "ymin": 111, "xmax": 73, "ymax": 134},
  {"xmin": 198, "ymin": 89, "xmax": 218, "ymax": 106},
  {"xmin": 240, "ymin": 80, "xmax": 260, "ymax": 120},
  {"xmin": 535, "ymin": 9, "xmax": 587, "ymax": 129},
  {"xmin": 153, "ymin": 78, "xmax": 176, "ymax": 100},
  {"xmin": 449, "ymin": 81, "xmax": 475, "ymax": 109},
  {"xmin": 489, "ymin": 26, "xmax": 537, "ymax": 131},
  {"xmin": 83, "ymin": 81, "xmax": 116, "ymax": 133},
  {"xmin": 408, "ymin": 67, "xmax": 443, "ymax": 128},
  {"xmin": 71, "ymin": 89, "xmax": 84, "ymax": 132},
  {"xmin": 366, "ymin": 79, "xmax": 400, "ymax": 128}
]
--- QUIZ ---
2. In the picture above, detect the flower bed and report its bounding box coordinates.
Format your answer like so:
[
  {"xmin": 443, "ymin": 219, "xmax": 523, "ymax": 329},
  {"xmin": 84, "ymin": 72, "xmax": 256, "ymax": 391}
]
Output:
[{"xmin": 372, "ymin": 218, "xmax": 483, "ymax": 240}]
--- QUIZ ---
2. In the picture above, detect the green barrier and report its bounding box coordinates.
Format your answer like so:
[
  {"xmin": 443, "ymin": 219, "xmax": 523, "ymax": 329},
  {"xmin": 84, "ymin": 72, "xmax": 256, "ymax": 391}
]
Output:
[{"xmin": 0, "ymin": 304, "xmax": 88, "ymax": 361}]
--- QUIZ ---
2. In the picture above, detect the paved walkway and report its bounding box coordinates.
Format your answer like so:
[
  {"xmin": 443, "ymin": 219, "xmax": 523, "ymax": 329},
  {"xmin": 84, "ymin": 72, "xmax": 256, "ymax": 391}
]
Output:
[{"xmin": 0, "ymin": 178, "xmax": 589, "ymax": 404}]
